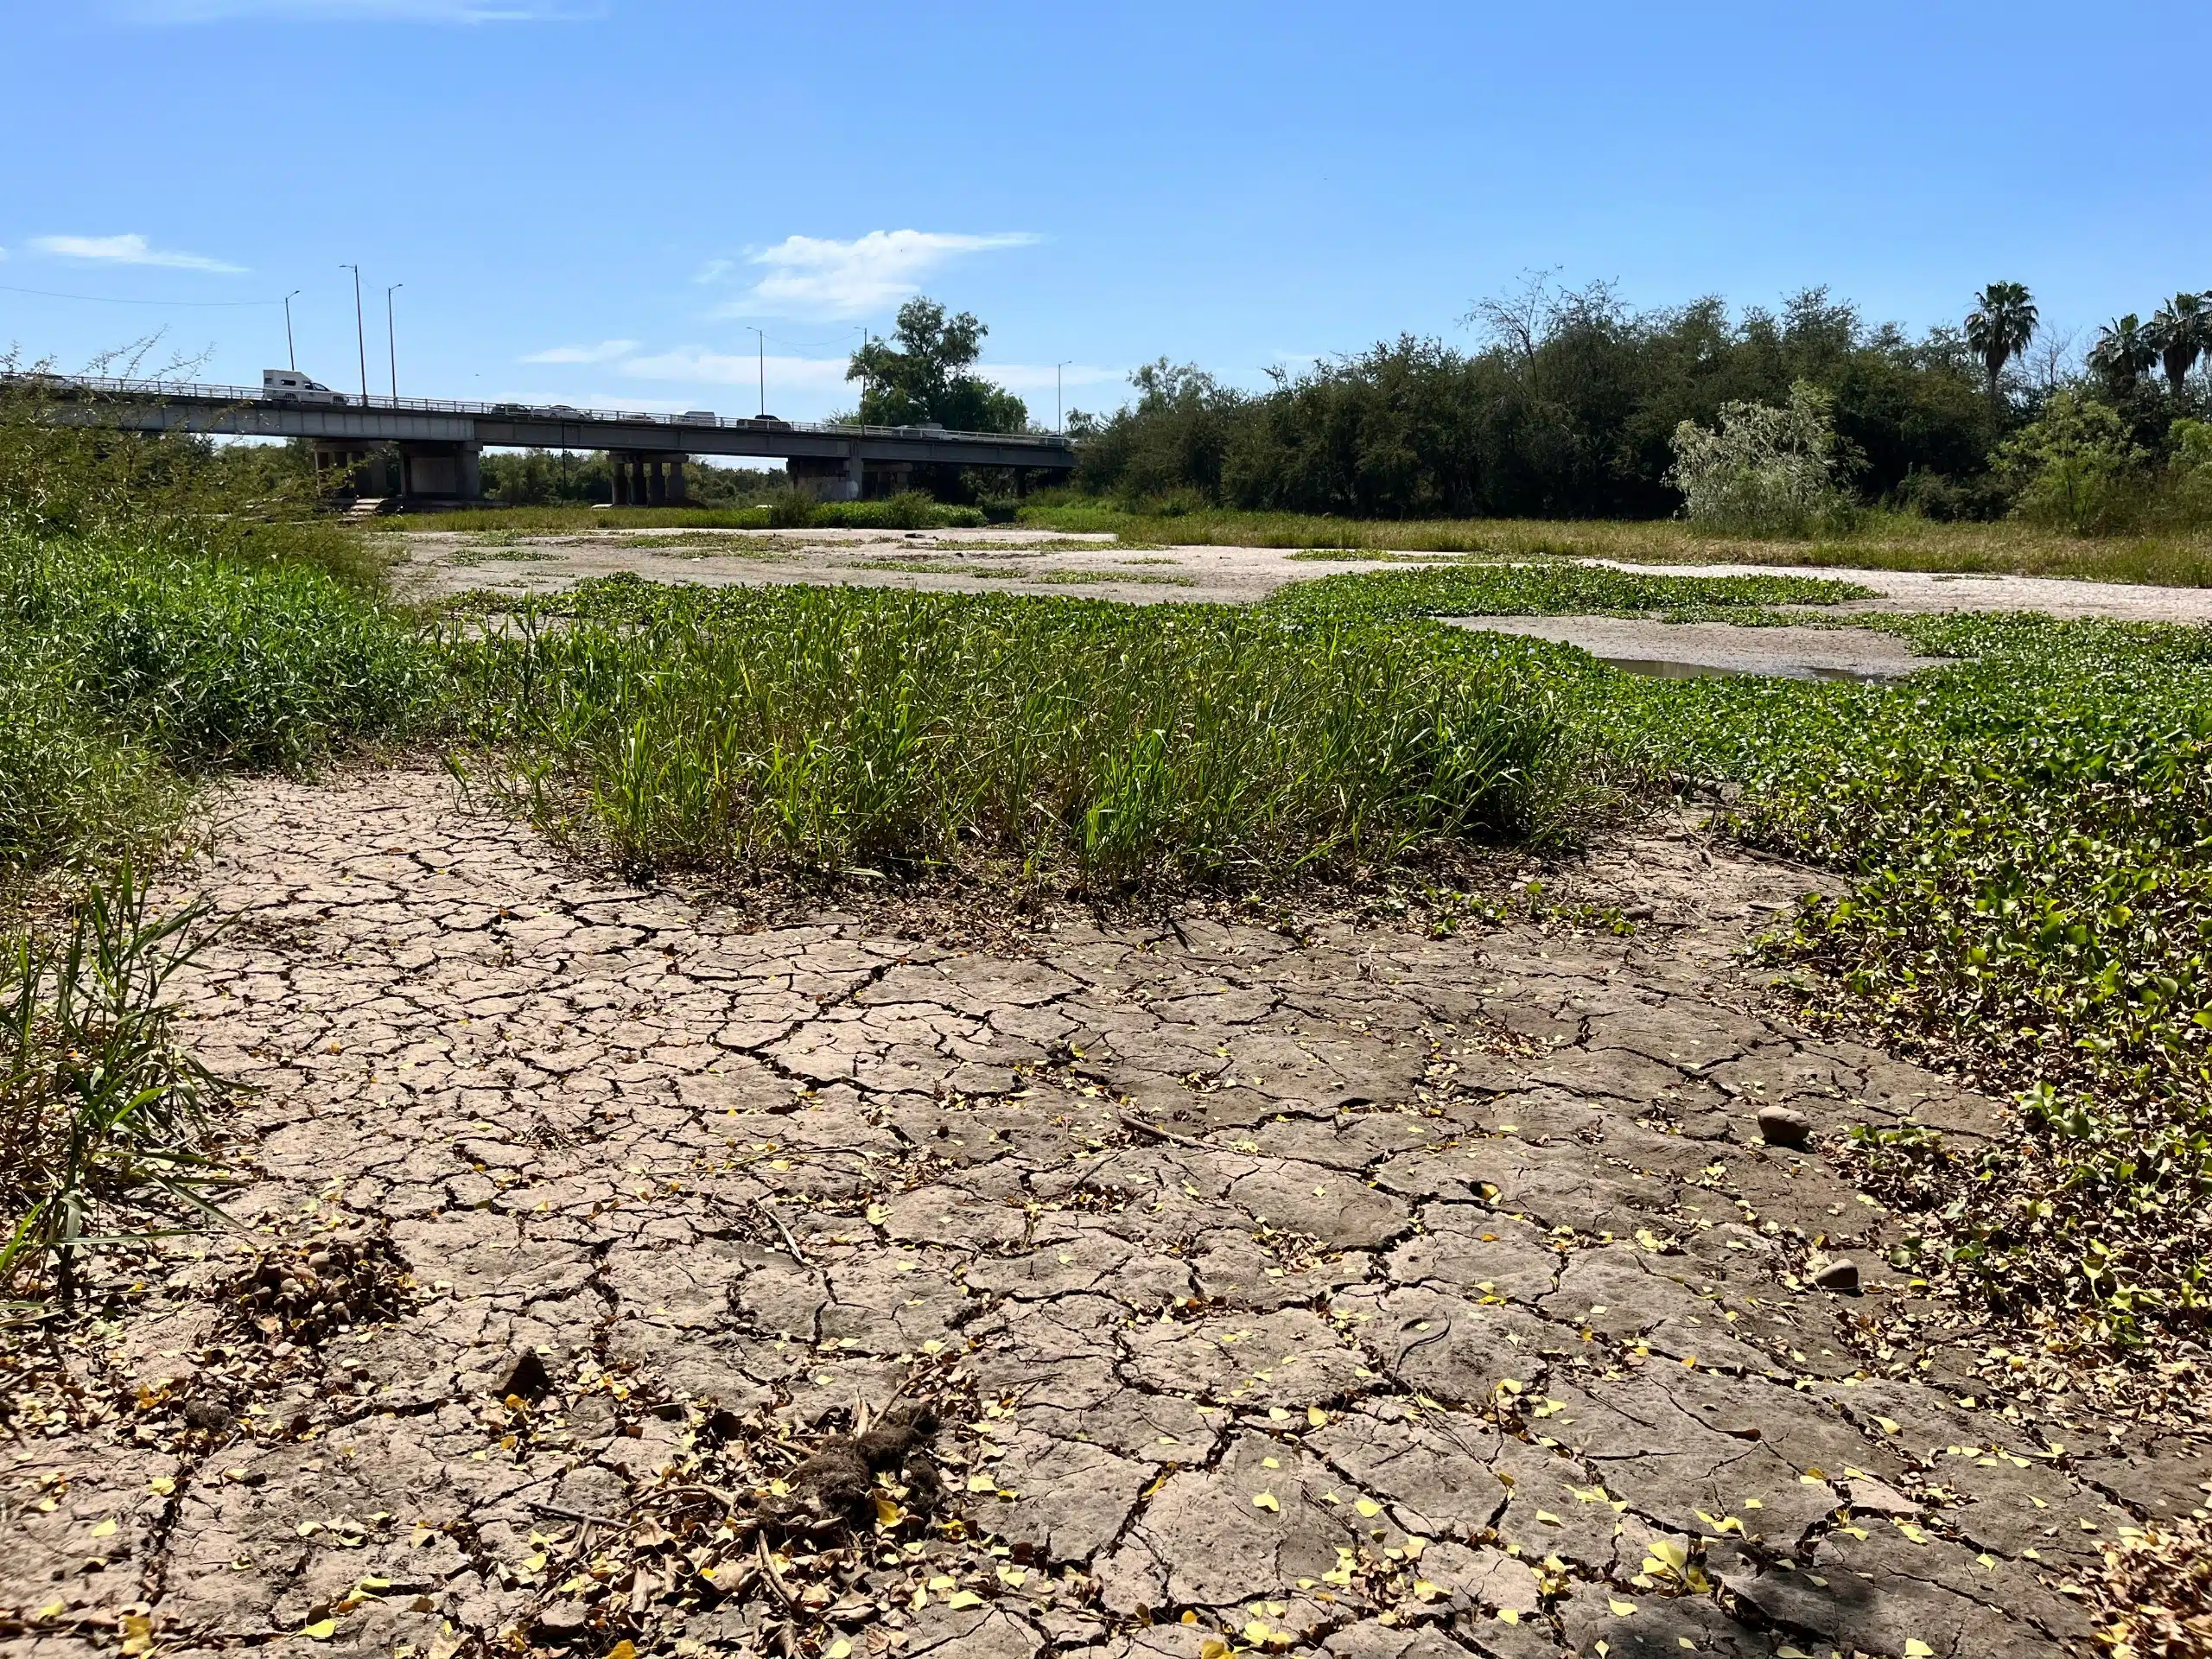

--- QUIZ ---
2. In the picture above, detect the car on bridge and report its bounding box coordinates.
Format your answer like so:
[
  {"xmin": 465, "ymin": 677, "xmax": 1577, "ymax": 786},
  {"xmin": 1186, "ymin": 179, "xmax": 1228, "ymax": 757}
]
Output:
[{"xmin": 263, "ymin": 370, "xmax": 348, "ymax": 407}]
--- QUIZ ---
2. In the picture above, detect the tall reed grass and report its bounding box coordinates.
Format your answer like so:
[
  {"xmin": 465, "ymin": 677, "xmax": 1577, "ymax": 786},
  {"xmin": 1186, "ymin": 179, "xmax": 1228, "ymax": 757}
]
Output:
[{"xmin": 1, "ymin": 867, "xmax": 232, "ymax": 1307}]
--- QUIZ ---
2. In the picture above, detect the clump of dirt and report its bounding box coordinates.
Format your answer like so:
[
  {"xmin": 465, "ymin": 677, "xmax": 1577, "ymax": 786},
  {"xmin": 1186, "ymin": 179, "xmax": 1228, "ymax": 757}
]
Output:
[
  {"xmin": 224, "ymin": 1228, "xmax": 410, "ymax": 1343},
  {"xmin": 774, "ymin": 1400, "xmax": 943, "ymax": 1527}
]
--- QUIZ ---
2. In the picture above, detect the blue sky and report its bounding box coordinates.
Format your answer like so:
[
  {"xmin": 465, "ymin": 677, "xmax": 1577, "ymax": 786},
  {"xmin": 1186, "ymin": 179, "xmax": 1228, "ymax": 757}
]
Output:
[{"xmin": 3, "ymin": 0, "xmax": 2209, "ymax": 423}]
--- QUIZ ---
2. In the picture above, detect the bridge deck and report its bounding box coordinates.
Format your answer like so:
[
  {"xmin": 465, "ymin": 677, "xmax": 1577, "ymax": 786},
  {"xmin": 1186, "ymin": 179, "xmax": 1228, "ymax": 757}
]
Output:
[{"xmin": 4, "ymin": 373, "xmax": 1077, "ymax": 472}]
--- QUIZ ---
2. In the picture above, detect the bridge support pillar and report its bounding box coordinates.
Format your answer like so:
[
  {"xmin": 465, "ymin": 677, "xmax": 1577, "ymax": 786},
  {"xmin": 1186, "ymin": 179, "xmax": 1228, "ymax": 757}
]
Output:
[
  {"xmin": 785, "ymin": 452, "xmax": 863, "ymax": 503},
  {"xmin": 607, "ymin": 453, "xmax": 688, "ymax": 507},
  {"xmin": 391, "ymin": 441, "xmax": 482, "ymax": 503},
  {"xmin": 311, "ymin": 443, "xmax": 397, "ymax": 499}
]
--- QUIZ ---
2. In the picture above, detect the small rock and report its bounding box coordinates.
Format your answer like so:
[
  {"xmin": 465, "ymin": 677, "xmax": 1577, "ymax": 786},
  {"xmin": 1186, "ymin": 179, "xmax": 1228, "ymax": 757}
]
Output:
[
  {"xmin": 1847, "ymin": 1475, "xmax": 1922, "ymax": 1516},
  {"xmin": 536, "ymin": 1599, "xmax": 589, "ymax": 1637},
  {"xmin": 1757, "ymin": 1105, "xmax": 1815, "ymax": 1148},
  {"xmin": 1810, "ymin": 1258, "xmax": 1860, "ymax": 1294}
]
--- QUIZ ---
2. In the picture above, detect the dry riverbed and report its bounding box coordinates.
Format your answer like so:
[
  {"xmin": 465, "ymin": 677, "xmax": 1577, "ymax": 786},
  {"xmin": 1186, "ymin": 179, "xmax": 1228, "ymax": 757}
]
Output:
[
  {"xmin": 6, "ymin": 770, "xmax": 2205, "ymax": 1659},
  {"xmin": 385, "ymin": 525, "xmax": 2212, "ymax": 634}
]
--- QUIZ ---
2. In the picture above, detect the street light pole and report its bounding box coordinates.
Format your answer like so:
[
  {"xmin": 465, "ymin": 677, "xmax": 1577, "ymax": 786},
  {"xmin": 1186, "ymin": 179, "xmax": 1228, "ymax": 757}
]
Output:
[
  {"xmin": 1056, "ymin": 360, "xmax": 1072, "ymax": 434},
  {"xmin": 385, "ymin": 283, "xmax": 404, "ymax": 399},
  {"xmin": 747, "ymin": 327, "xmax": 765, "ymax": 417},
  {"xmin": 283, "ymin": 289, "xmax": 301, "ymax": 371},
  {"xmin": 340, "ymin": 264, "xmax": 366, "ymax": 404}
]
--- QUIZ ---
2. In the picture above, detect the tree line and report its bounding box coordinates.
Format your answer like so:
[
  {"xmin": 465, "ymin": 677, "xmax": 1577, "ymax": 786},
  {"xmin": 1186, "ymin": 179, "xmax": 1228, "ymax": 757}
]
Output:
[{"xmin": 1065, "ymin": 278, "xmax": 2212, "ymax": 525}]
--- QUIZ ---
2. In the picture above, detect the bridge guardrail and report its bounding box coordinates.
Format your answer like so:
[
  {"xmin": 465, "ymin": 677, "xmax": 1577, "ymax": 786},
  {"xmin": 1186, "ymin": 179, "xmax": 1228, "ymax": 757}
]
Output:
[{"xmin": 1, "ymin": 372, "xmax": 1077, "ymax": 451}]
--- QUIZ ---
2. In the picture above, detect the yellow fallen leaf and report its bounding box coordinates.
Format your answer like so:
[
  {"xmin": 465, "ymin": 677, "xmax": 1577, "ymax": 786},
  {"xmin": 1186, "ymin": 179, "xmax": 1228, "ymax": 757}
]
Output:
[
  {"xmin": 609, "ymin": 1642, "xmax": 636, "ymax": 1659},
  {"xmin": 825, "ymin": 1641, "xmax": 853, "ymax": 1659},
  {"xmin": 1253, "ymin": 1491, "xmax": 1281, "ymax": 1512},
  {"xmin": 148, "ymin": 1478, "xmax": 175, "ymax": 1497},
  {"xmin": 1307, "ymin": 1406, "xmax": 1329, "ymax": 1427},
  {"xmin": 1609, "ymin": 1596, "xmax": 1637, "ymax": 1616},
  {"xmin": 946, "ymin": 1590, "xmax": 984, "ymax": 1611},
  {"xmin": 90, "ymin": 1518, "xmax": 118, "ymax": 1538},
  {"xmin": 874, "ymin": 1496, "xmax": 902, "ymax": 1526},
  {"xmin": 1535, "ymin": 1510, "xmax": 1564, "ymax": 1525},
  {"xmin": 301, "ymin": 1619, "xmax": 338, "ymax": 1640},
  {"xmin": 1200, "ymin": 1642, "xmax": 1230, "ymax": 1659},
  {"xmin": 1904, "ymin": 1644, "xmax": 1936, "ymax": 1658}
]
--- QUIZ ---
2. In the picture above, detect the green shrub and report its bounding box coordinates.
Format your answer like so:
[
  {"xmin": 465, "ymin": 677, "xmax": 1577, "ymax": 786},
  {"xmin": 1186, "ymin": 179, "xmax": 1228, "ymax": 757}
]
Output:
[
  {"xmin": 1994, "ymin": 390, "xmax": 2150, "ymax": 535},
  {"xmin": 1666, "ymin": 381, "xmax": 1860, "ymax": 536}
]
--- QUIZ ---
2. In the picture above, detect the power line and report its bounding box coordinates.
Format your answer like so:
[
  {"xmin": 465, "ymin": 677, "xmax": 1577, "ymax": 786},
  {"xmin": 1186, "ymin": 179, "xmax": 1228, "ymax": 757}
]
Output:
[{"xmin": 0, "ymin": 282, "xmax": 284, "ymax": 308}]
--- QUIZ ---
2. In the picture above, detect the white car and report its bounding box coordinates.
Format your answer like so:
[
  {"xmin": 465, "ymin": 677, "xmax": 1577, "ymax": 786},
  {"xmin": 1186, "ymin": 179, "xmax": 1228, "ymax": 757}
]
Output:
[{"xmin": 264, "ymin": 369, "xmax": 347, "ymax": 407}]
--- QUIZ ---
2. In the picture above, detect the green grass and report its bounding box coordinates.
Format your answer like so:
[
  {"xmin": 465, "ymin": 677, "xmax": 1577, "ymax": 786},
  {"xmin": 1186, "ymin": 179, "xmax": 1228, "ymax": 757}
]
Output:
[
  {"xmin": 1019, "ymin": 503, "xmax": 2212, "ymax": 585},
  {"xmin": 1265, "ymin": 563, "xmax": 1871, "ymax": 624},
  {"xmin": 849, "ymin": 558, "xmax": 1198, "ymax": 587},
  {"xmin": 443, "ymin": 578, "xmax": 1570, "ymax": 885},
  {"xmin": 2, "ymin": 867, "xmax": 234, "ymax": 1307}
]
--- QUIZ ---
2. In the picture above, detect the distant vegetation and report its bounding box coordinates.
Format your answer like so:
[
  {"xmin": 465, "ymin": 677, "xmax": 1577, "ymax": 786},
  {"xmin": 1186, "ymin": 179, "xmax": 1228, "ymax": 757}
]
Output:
[
  {"xmin": 1066, "ymin": 277, "xmax": 2212, "ymax": 535},
  {"xmin": 385, "ymin": 492, "xmax": 987, "ymax": 535},
  {"xmin": 479, "ymin": 448, "xmax": 785, "ymax": 508}
]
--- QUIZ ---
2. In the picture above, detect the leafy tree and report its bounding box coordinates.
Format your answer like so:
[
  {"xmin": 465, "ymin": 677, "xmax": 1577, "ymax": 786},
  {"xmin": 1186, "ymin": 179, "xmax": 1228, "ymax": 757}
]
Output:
[
  {"xmin": 846, "ymin": 298, "xmax": 1027, "ymax": 434},
  {"xmin": 1665, "ymin": 380, "xmax": 1859, "ymax": 534},
  {"xmin": 1072, "ymin": 360, "xmax": 1244, "ymax": 505},
  {"xmin": 1075, "ymin": 283, "xmax": 1995, "ymax": 519},
  {"xmin": 1992, "ymin": 390, "xmax": 2147, "ymax": 534},
  {"xmin": 2088, "ymin": 315, "xmax": 2157, "ymax": 396},
  {"xmin": 2145, "ymin": 292, "xmax": 2212, "ymax": 397},
  {"xmin": 1964, "ymin": 281, "xmax": 2037, "ymax": 404}
]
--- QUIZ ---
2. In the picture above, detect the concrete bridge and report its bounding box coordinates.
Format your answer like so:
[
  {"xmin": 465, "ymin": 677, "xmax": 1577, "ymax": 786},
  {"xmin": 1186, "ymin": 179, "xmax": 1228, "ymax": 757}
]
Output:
[{"xmin": 5, "ymin": 372, "xmax": 1078, "ymax": 504}]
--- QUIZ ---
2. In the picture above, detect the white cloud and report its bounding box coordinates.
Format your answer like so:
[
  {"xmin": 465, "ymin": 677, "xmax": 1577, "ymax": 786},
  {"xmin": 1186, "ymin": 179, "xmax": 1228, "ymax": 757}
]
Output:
[
  {"xmin": 31, "ymin": 233, "xmax": 245, "ymax": 273},
  {"xmin": 111, "ymin": 0, "xmax": 595, "ymax": 20},
  {"xmin": 519, "ymin": 339, "xmax": 638, "ymax": 365},
  {"xmin": 711, "ymin": 230, "xmax": 1040, "ymax": 319}
]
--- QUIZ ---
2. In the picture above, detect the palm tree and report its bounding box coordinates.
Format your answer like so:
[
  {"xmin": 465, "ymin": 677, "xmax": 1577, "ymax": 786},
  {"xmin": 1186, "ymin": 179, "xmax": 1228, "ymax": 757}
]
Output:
[
  {"xmin": 1965, "ymin": 281, "xmax": 2037, "ymax": 404},
  {"xmin": 2145, "ymin": 292, "xmax": 2211, "ymax": 397},
  {"xmin": 2088, "ymin": 315, "xmax": 2157, "ymax": 394}
]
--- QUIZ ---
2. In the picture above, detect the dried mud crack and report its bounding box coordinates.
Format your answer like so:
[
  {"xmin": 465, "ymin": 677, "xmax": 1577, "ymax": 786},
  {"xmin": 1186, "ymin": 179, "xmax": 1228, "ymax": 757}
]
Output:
[{"xmin": 3, "ymin": 768, "xmax": 2207, "ymax": 1659}]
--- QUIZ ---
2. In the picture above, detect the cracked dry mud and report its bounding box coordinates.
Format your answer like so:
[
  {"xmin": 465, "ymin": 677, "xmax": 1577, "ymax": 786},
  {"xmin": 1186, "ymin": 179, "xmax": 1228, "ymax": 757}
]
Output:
[{"xmin": 7, "ymin": 770, "xmax": 2209, "ymax": 1659}]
